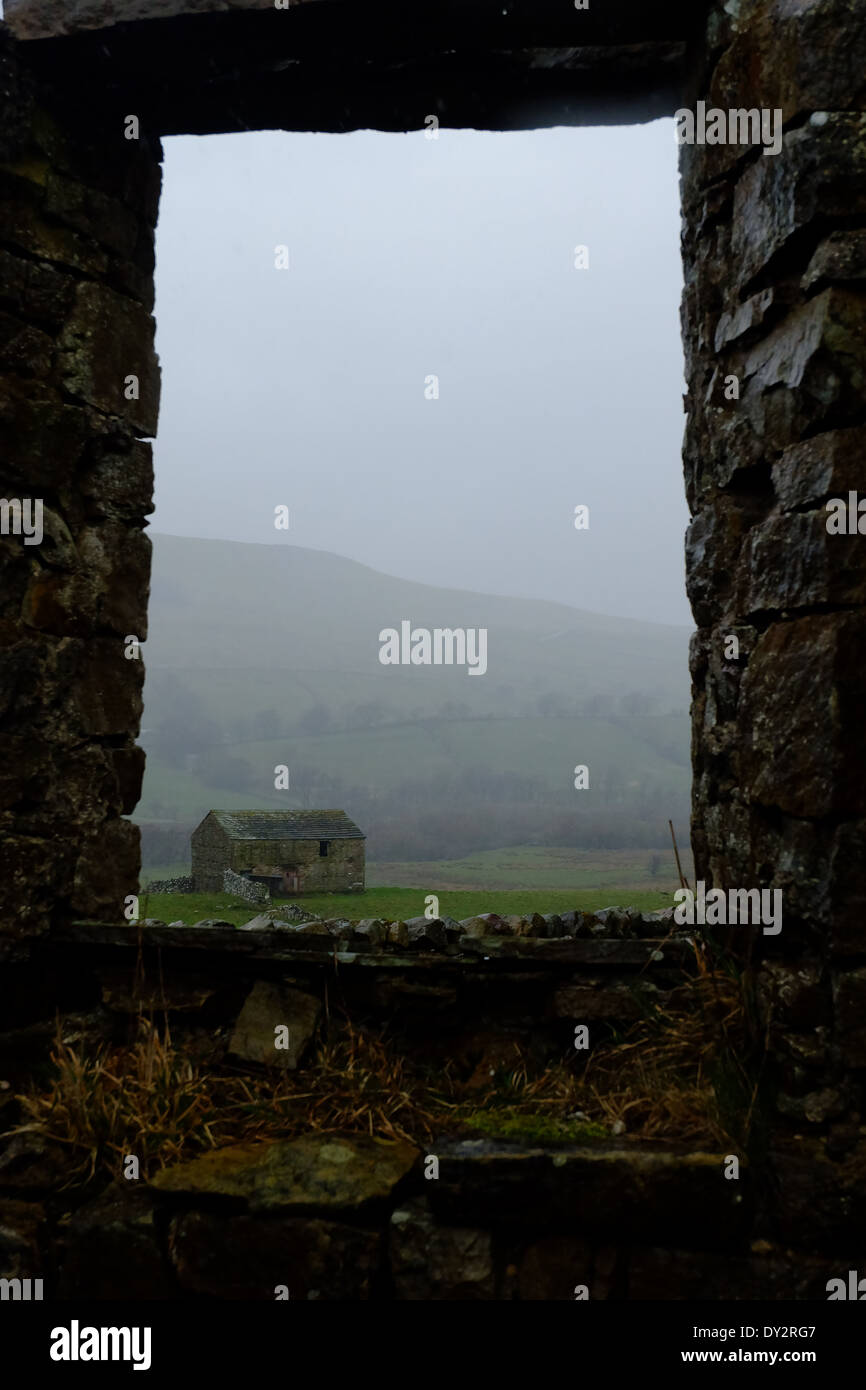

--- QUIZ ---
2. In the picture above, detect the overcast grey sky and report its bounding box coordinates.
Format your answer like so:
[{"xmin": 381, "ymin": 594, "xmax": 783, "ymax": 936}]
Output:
[{"xmin": 152, "ymin": 121, "xmax": 690, "ymax": 627}]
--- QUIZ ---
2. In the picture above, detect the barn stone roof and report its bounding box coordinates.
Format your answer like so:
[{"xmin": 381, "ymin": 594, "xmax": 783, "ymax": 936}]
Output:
[{"xmin": 205, "ymin": 810, "xmax": 364, "ymax": 841}]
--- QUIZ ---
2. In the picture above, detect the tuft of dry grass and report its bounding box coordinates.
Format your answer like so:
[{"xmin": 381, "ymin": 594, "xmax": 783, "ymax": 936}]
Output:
[
  {"xmin": 580, "ymin": 952, "xmax": 753, "ymax": 1148},
  {"xmin": 12, "ymin": 1017, "xmax": 221, "ymax": 1185},
  {"xmin": 9, "ymin": 946, "xmax": 760, "ymax": 1186}
]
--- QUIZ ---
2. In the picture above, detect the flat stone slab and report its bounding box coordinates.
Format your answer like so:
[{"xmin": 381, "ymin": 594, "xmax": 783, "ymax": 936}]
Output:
[
  {"xmin": 59, "ymin": 920, "xmax": 689, "ymax": 969},
  {"xmin": 5, "ymin": 0, "xmax": 275, "ymax": 40},
  {"xmin": 228, "ymin": 980, "xmax": 320, "ymax": 1070},
  {"xmin": 151, "ymin": 1133, "xmax": 419, "ymax": 1213},
  {"xmin": 97, "ymin": 968, "xmax": 222, "ymax": 1013},
  {"xmin": 5, "ymin": 0, "xmax": 699, "ymax": 44},
  {"xmin": 426, "ymin": 1140, "xmax": 752, "ymax": 1250}
]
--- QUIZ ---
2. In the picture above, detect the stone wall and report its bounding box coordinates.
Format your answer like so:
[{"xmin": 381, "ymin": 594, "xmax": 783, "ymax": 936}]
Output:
[
  {"xmin": 227, "ymin": 837, "xmax": 365, "ymax": 894},
  {"xmin": 679, "ymin": 0, "xmax": 866, "ymax": 1127},
  {"xmin": 0, "ymin": 28, "xmax": 161, "ymax": 938},
  {"xmin": 223, "ymin": 868, "xmax": 268, "ymax": 905},
  {"xmin": 1, "ymin": 914, "xmax": 860, "ymax": 1299},
  {"xmin": 142, "ymin": 875, "xmax": 194, "ymax": 895}
]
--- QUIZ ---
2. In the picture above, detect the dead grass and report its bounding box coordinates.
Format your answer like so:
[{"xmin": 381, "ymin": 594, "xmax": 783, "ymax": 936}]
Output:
[
  {"xmin": 582, "ymin": 941, "xmax": 757, "ymax": 1147},
  {"xmin": 9, "ymin": 944, "xmax": 760, "ymax": 1186}
]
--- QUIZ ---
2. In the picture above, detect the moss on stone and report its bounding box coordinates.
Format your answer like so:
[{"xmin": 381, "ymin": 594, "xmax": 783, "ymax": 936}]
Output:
[{"xmin": 460, "ymin": 1109, "xmax": 608, "ymax": 1144}]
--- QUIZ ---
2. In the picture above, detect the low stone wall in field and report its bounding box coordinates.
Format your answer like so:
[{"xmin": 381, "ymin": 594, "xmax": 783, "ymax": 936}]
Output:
[
  {"xmin": 223, "ymin": 869, "xmax": 269, "ymax": 904},
  {"xmin": 142, "ymin": 875, "xmax": 194, "ymax": 895}
]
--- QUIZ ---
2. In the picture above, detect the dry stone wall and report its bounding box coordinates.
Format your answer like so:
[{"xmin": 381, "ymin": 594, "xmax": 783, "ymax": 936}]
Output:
[
  {"xmin": 0, "ymin": 913, "xmax": 857, "ymax": 1300},
  {"xmin": 223, "ymin": 868, "xmax": 268, "ymax": 904},
  {"xmin": 0, "ymin": 28, "xmax": 161, "ymax": 937},
  {"xmin": 679, "ymin": 0, "xmax": 866, "ymax": 1129}
]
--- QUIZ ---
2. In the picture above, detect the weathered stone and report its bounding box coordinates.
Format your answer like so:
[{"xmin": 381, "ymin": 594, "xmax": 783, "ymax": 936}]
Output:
[
  {"xmin": 321, "ymin": 918, "xmax": 354, "ymax": 938},
  {"xmin": 777, "ymin": 1086, "xmax": 847, "ymax": 1125},
  {"xmin": 714, "ymin": 287, "xmax": 780, "ymax": 351},
  {"xmin": 0, "ymin": 1199, "xmax": 44, "ymax": 1279},
  {"xmin": 832, "ymin": 969, "xmax": 866, "ymax": 1068},
  {"xmin": 79, "ymin": 437, "xmax": 155, "ymax": 519},
  {"xmin": 802, "ymin": 230, "xmax": 866, "ymax": 293},
  {"xmin": 71, "ymin": 816, "xmax": 141, "ymax": 919},
  {"xmin": 559, "ymin": 910, "xmax": 596, "ymax": 938},
  {"xmin": 169, "ymin": 1209, "xmax": 380, "ymax": 1300},
  {"xmin": 770, "ymin": 1141, "xmax": 866, "ymax": 1252},
  {"xmin": 385, "ymin": 920, "xmax": 409, "ymax": 948},
  {"xmin": 22, "ymin": 524, "xmax": 151, "ymax": 638},
  {"xmin": 0, "ymin": 307, "xmax": 54, "ymax": 377},
  {"xmin": 237, "ymin": 913, "xmax": 276, "ymax": 931},
  {"xmin": 58, "ymin": 1183, "xmax": 175, "ymax": 1299},
  {"xmin": 151, "ymin": 1134, "xmax": 419, "ymax": 1213},
  {"xmin": 0, "ymin": 396, "xmax": 88, "ymax": 490},
  {"xmin": 389, "ymin": 1197, "xmax": 494, "ymax": 1300},
  {"xmin": 406, "ymin": 917, "xmax": 447, "ymax": 950},
  {"xmin": 552, "ymin": 979, "xmax": 662, "ymax": 1022},
  {"xmin": 757, "ymin": 963, "xmax": 827, "ymax": 1030},
  {"xmin": 517, "ymin": 1235, "xmax": 594, "ymax": 1300},
  {"xmin": 352, "ymin": 918, "xmax": 386, "ymax": 947},
  {"xmin": 98, "ymin": 969, "xmax": 221, "ymax": 1013},
  {"xmin": 738, "ymin": 614, "xmax": 866, "ymax": 819},
  {"xmin": 708, "ymin": 0, "xmax": 866, "ymax": 121},
  {"xmin": 59, "ymin": 282, "xmax": 159, "ymax": 434},
  {"xmin": 458, "ymin": 913, "xmax": 508, "ymax": 938},
  {"xmin": 272, "ymin": 921, "xmax": 336, "ymax": 950},
  {"xmin": 628, "ymin": 1246, "xmax": 838, "ymax": 1301},
  {"xmin": 741, "ymin": 510, "xmax": 866, "ymax": 612},
  {"xmin": 590, "ymin": 907, "xmax": 640, "ymax": 938},
  {"xmin": 44, "ymin": 170, "xmax": 141, "ymax": 260},
  {"xmin": 6, "ymin": 0, "xmax": 276, "ymax": 38},
  {"xmin": 0, "ymin": 1134, "xmax": 68, "ymax": 1192},
  {"xmin": 738, "ymin": 290, "xmax": 866, "ymax": 448},
  {"xmin": 730, "ymin": 118, "xmax": 866, "ymax": 290},
  {"xmin": 542, "ymin": 913, "xmax": 565, "ymax": 938},
  {"xmin": 427, "ymin": 1141, "xmax": 751, "ymax": 1249},
  {"xmin": 228, "ymin": 981, "xmax": 321, "ymax": 1070},
  {"xmin": 0, "ymin": 245, "xmax": 77, "ymax": 331},
  {"xmin": 771, "ymin": 425, "xmax": 866, "ymax": 512}
]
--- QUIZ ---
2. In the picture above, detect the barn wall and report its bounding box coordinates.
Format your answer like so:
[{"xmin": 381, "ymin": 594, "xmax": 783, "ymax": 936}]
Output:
[
  {"xmin": 229, "ymin": 838, "xmax": 365, "ymax": 893},
  {"xmin": 190, "ymin": 816, "xmax": 230, "ymax": 892}
]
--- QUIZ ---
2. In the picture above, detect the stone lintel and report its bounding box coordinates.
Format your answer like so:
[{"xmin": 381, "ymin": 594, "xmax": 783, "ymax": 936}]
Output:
[{"xmin": 6, "ymin": 1, "xmax": 706, "ymax": 135}]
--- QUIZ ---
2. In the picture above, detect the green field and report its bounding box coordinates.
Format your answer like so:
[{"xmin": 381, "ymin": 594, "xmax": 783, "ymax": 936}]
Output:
[
  {"xmin": 140, "ymin": 883, "xmax": 680, "ymax": 927},
  {"xmin": 140, "ymin": 844, "xmax": 690, "ymax": 925},
  {"xmin": 368, "ymin": 845, "xmax": 692, "ymax": 891}
]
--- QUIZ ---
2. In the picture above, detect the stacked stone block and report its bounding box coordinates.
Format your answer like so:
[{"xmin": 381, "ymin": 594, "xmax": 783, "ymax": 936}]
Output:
[
  {"xmin": 0, "ymin": 30, "xmax": 161, "ymax": 934},
  {"xmin": 680, "ymin": 0, "xmax": 866, "ymax": 1122}
]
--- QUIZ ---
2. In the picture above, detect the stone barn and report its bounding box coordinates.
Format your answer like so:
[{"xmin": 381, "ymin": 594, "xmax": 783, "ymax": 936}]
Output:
[{"xmin": 191, "ymin": 810, "xmax": 365, "ymax": 895}]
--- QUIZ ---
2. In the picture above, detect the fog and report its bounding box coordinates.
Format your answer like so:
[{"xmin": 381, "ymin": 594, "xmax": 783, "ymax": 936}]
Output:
[{"xmin": 152, "ymin": 121, "xmax": 690, "ymax": 628}]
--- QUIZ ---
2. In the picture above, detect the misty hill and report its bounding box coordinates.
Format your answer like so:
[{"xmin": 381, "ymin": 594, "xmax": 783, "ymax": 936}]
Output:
[
  {"xmin": 138, "ymin": 534, "xmax": 692, "ymax": 860},
  {"xmin": 144, "ymin": 534, "xmax": 689, "ymax": 706}
]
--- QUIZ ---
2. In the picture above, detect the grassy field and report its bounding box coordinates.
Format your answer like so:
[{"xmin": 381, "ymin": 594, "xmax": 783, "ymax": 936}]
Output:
[
  {"xmin": 139, "ymin": 844, "xmax": 691, "ymax": 925},
  {"xmin": 140, "ymin": 885, "xmax": 680, "ymax": 927},
  {"xmin": 368, "ymin": 845, "xmax": 692, "ymax": 891}
]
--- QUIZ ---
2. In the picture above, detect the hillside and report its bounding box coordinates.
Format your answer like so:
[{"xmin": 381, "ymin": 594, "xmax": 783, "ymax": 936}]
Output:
[{"xmin": 137, "ymin": 534, "xmax": 692, "ymax": 860}]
